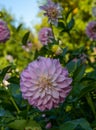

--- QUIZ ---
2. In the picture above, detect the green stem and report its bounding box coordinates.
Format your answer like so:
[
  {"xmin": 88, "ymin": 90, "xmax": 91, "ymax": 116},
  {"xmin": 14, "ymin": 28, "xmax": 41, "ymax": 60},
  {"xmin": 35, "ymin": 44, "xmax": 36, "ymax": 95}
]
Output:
[
  {"xmin": 68, "ymin": 31, "xmax": 76, "ymax": 49},
  {"xmin": 50, "ymin": 23, "xmax": 55, "ymax": 40},
  {"xmin": 10, "ymin": 96, "xmax": 20, "ymax": 114},
  {"xmin": 26, "ymin": 104, "xmax": 30, "ymax": 120},
  {"xmin": 85, "ymin": 92, "xmax": 96, "ymax": 119}
]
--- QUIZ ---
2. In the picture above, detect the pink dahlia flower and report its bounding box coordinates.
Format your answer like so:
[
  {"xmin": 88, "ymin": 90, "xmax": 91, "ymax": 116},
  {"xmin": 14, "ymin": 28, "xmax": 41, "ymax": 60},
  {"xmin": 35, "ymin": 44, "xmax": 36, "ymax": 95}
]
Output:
[
  {"xmin": 20, "ymin": 57, "xmax": 72, "ymax": 111},
  {"xmin": 38, "ymin": 27, "xmax": 54, "ymax": 45},
  {"xmin": 0, "ymin": 20, "xmax": 10, "ymax": 43},
  {"xmin": 86, "ymin": 21, "xmax": 96, "ymax": 40},
  {"xmin": 39, "ymin": 0, "xmax": 62, "ymax": 26}
]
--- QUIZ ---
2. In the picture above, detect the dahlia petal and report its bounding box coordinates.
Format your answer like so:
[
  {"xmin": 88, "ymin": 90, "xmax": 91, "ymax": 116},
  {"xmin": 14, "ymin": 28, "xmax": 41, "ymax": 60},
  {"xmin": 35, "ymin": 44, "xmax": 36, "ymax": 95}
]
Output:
[
  {"xmin": 43, "ymin": 97, "xmax": 50, "ymax": 105},
  {"xmin": 46, "ymin": 100, "xmax": 53, "ymax": 110},
  {"xmin": 24, "ymin": 91, "xmax": 33, "ymax": 97},
  {"xmin": 57, "ymin": 75, "xmax": 66, "ymax": 82},
  {"xmin": 0, "ymin": 20, "xmax": 10, "ymax": 43},
  {"xmin": 48, "ymin": 64, "xmax": 56, "ymax": 75},
  {"xmin": 37, "ymin": 99, "xmax": 43, "ymax": 106},
  {"xmin": 22, "ymin": 93, "xmax": 28, "ymax": 99},
  {"xmin": 40, "ymin": 90, "xmax": 46, "ymax": 98},
  {"xmin": 51, "ymin": 73, "xmax": 60, "ymax": 82},
  {"xmin": 38, "ymin": 27, "xmax": 54, "ymax": 45},
  {"xmin": 38, "ymin": 105, "xmax": 46, "ymax": 111},
  {"xmin": 46, "ymin": 88, "xmax": 52, "ymax": 95},
  {"xmin": 86, "ymin": 21, "xmax": 96, "ymax": 40},
  {"xmin": 28, "ymin": 86, "xmax": 39, "ymax": 91},
  {"xmin": 21, "ymin": 81, "xmax": 33, "ymax": 87},
  {"xmin": 20, "ymin": 86, "xmax": 28, "ymax": 92},
  {"xmin": 47, "ymin": 0, "xmax": 53, "ymax": 5},
  {"xmin": 32, "ymin": 94, "xmax": 40, "ymax": 100},
  {"xmin": 58, "ymin": 78, "xmax": 72, "ymax": 88},
  {"xmin": 32, "ymin": 91, "xmax": 41, "ymax": 100},
  {"xmin": 39, "ymin": 5, "xmax": 48, "ymax": 11},
  {"xmin": 52, "ymin": 89, "xmax": 59, "ymax": 98},
  {"xmin": 60, "ymin": 92, "xmax": 66, "ymax": 98}
]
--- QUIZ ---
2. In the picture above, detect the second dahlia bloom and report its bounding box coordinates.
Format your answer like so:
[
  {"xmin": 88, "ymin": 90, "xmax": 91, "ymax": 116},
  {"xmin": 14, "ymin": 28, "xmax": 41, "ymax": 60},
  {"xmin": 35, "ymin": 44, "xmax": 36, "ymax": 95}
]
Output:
[
  {"xmin": 39, "ymin": 0, "xmax": 62, "ymax": 26},
  {"xmin": 38, "ymin": 27, "xmax": 54, "ymax": 45},
  {"xmin": 20, "ymin": 57, "xmax": 72, "ymax": 111},
  {"xmin": 86, "ymin": 21, "xmax": 96, "ymax": 40},
  {"xmin": 0, "ymin": 20, "xmax": 10, "ymax": 43}
]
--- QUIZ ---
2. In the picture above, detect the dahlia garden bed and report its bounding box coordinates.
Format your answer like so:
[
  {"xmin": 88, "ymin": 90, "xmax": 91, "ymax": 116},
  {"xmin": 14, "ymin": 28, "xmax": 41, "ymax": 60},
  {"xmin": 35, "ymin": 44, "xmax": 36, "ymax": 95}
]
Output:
[{"xmin": 0, "ymin": 0, "xmax": 96, "ymax": 130}]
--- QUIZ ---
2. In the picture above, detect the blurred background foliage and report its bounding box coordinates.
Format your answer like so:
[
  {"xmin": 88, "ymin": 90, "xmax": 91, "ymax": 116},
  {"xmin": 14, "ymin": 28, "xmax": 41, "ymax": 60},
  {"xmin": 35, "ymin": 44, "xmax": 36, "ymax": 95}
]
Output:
[{"xmin": 0, "ymin": 0, "xmax": 96, "ymax": 71}]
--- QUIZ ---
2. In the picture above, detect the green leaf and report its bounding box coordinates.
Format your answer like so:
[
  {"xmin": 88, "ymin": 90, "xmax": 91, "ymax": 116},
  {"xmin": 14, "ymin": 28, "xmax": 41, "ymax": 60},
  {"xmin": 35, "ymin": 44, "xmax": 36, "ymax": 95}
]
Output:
[
  {"xmin": 0, "ymin": 11, "xmax": 3, "ymax": 18},
  {"xmin": 58, "ymin": 22, "xmax": 65, "ymax": 28},
  {"xmin": 73, "ymin": 64, "xmax": 86, "ymax": 81},
  {"xmin": 67, "ymin": 18, "xmax": 75, "ymax": 31},
  {"xmin": 25, "ymin": 119, "xmax": 42, "ymax": 130},
  {"xmin": 0, "ymin": 66, "xmax": 11, "ymax": 82},
  {"xmin": 22, "ymin": 31, "xmax": 30, "ymax": 45},
  {"xmin": 78, "ymin": 82, "xmax": 96, "ymax": 99},
  {"xmin": 62, "ymin": 47, "xmax": 68, "ymax": 57},
  {"xmin": 0, "ymin": 107, "xmax": 6, "ymax": 117},
  {"xmin": 8, "ymin": 83, "xmax": 22, "ymax": 105},
  {"xmin": 60, "ymin": 122, "xmax": 76, "ymax": 130},
  {"xmin": 16, "ymin": 24, "xmax": 23, "ymax": 32},
  {"xmin": 59, "ymin": 118, "xmax": 92, "ymax": 130},
  {"xmin": 8, "ymin": 119, "xmax": 42, "ymax": 130},
  {"xmin": 76, "ymin": 118, "xmax": 92, "ymax": 130},
  {"xmin": 8, "ymin": 76, "xmax": 20, "ymax": 84},
  {"xmin": 86, "ymin": 70, "xmax": 96, "ymax": 80},
  {"xmin": 0, "ymin": 87, "xmax": 9, "ymax": 99},
  {"xmin": 66, "ymin": 60, "xmax": 77, "ymax": 74},
  {"xmin": 8, "ymin": 119, "xmax": 26, "ymax": 130},
  {"xmin": 65, "ymin": 8, "xmax": 74, "ymax": 19},
  {"xmin": 71, "ymin": 83, "xmax": 85, "ymax": 99}
]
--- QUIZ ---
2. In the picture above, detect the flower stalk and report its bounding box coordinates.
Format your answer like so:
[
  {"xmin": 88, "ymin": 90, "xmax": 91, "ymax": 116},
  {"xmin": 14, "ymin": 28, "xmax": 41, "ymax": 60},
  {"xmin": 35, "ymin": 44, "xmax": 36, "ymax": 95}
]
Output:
[{"xmin": 10, "ymin": 96, "xmax": 20, "ymax": 114}]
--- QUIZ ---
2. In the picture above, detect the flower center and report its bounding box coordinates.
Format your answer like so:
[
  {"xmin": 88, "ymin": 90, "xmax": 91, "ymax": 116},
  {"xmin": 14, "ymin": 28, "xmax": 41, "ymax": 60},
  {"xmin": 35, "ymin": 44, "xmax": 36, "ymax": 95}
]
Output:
[
  {"xmin": 47, "ymin": 7, "xmax": 58, "ymax": 18},
  {"xmin": 38, "ymin": 76, "xmax": 52, "ymax": 89}
]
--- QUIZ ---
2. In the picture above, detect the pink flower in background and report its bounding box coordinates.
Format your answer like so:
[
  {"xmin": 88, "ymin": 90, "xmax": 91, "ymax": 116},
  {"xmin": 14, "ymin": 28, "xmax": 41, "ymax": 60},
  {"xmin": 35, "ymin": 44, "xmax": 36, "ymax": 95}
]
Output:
[
  {"xmin": 45, "ymin": 122, "xmax": 52, "ymax": 129},
  {"xmin": 0, "ymin": 20, "xmax": 10, "ymax": 43},
  {"xmin": 20, "ymin": 57, "xmax": 72, "ymax": 111},
  {"xmin": 40, "ymin": 0, "xmax": 62, "ymax": 26},
  {"xmin": 86, "ymin": 21, "xmax": 96, "ymax": 40},
  {"xmin": 38, "ymin": 27, "xmax": 54, "ymax": 45},
  {"xmin": 22, "ymin": 42, "xmax": 32, "ymax": 52}
]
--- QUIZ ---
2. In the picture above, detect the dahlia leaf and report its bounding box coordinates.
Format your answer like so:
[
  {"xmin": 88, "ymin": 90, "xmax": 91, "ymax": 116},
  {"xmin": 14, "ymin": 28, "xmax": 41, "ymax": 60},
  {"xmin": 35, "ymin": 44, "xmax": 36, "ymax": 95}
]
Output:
[
  {"xmin": 62, "ymin": 47, "xmax": 68, "ymax": 57},
  {"xmin": 22, "ymin": 31, "xmax": 30, "ymax": 45},
  {"xmin": 58, "ymin": 22, "xmax": 65, "ymax": 28},
  {"xmin": 73, "ymin": 64, "xmax": 86, "ymax": 81},
  {"xmin": 66, "ymin": 60, "xmax": 77, "ymax": 74},
  {"xmin": 16, "ymin": 23, "xmax": 23, "ymax": 32},
  {"xmin": 86, "ymin": 70, "xmax": 96, "ymax": 80},
  {"xmin": 60, "ymin": 118, "xmax": 92, "ymax": 130},
  {"xmin": 67, "ymin": 18, "xmax": 75, "ymax": 31},
  {"xmin": 8, "ymin": 119, "xmax": 27, "ymax": 130},
  {"xmin": 0, "ymin": 65, "xmax": 11, "ymax": 82},
  {"xmin": 78, "ymin": 82, "xmax": 96, "ymax": 100}
]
